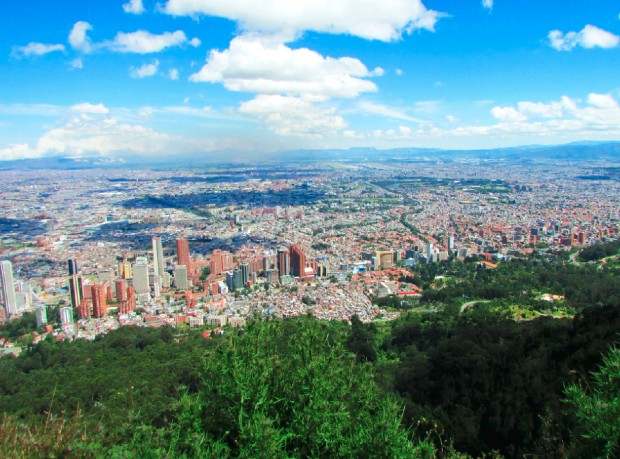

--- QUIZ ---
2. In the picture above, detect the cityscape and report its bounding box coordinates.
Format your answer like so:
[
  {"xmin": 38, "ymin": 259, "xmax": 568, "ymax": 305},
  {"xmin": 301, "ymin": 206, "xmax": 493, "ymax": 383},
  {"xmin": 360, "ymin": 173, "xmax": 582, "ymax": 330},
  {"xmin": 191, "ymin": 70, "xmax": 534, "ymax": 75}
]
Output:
[
  {"xmin": 1, "ymin": 152, "xmax": 618, "ymax": 348},
  {"xmin": 1, "ymin": 0, "xmax": 620, "ymax": 457}
]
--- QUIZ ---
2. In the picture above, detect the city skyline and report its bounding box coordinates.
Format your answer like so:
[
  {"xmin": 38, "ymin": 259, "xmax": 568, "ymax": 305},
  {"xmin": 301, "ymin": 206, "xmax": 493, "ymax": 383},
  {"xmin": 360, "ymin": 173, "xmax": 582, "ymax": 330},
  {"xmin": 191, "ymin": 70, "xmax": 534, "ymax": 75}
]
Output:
[{"xmin": 1, "ymin": 0, "xmax": 620, "ymax": 161}]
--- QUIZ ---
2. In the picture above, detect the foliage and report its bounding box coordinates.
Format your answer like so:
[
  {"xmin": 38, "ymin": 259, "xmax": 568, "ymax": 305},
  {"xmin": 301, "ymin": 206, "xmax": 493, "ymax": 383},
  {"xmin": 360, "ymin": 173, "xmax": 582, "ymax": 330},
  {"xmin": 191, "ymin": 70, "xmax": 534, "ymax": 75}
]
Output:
[
  {"xmin": 578, "ymin": 239, "xmax": 620, "ymax": 262},
  {"xmin": 564, "ymin": 345, "xmax": 620, "ymax": 458}
]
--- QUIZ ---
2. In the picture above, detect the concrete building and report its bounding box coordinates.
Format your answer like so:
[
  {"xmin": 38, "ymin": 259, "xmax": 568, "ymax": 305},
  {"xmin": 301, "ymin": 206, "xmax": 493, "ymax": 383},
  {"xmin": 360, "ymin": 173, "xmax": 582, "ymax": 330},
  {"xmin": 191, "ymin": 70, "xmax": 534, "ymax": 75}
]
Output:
[{"xmin": 0, "ymin": 260, "xmax": 17, "ymax": 317}]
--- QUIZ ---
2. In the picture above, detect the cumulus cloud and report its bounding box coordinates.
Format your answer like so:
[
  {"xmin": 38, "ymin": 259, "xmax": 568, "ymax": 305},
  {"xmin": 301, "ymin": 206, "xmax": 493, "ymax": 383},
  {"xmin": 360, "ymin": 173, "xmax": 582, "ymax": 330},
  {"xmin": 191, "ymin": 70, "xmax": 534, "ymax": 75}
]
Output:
[
  {"xmin": 164, "ymin": 0, "xmax": 442, "ymax": 42},
  {"xmin": 70, "ymin": 58, "xmax": 84, "ymax": 69},
  {"xmin": 168, "ymin": 68, "xmax": 180, "ymax": 80},
  {"xmin": 71, "ymin": 103, "xmax": 110, "ymax": 114},
  {"xmin": 12, "ymin": 42, "xmax": 65, "ymax": 58},
  {"xmin": 491, "ymin": 106, "xmax": 527, "ymax": 122},
  {"xmin": 0, "ymin": 103, "xmax": 172, "ymax": 160},
  {"xmin": 548, "ymin": 25, "xmax": 619, "ymax": 51},
  {"xmin": 123, "ymin": 0, "xmax": 145, "ymax": 14},
  {"xmin": 69, "ymin": 21, "xmax": 93, "ymax": 53},
  {"xmin": 239, "ymin": 95, "xmax": 347, "ymax": 138},
  {"xmin": 190, "ymin": 35, "xmax": 381, "ymax": 98},
  {"xmin": 108, "ymin": 30, "xmax": 195, "ymax": 53},
  {"xmin": 130, "ymin": 60, "xmax": 160, "ymax": 78},
  {"xmin": 482, "ymin": 0, "xmax": 493, "ymax": 10}
]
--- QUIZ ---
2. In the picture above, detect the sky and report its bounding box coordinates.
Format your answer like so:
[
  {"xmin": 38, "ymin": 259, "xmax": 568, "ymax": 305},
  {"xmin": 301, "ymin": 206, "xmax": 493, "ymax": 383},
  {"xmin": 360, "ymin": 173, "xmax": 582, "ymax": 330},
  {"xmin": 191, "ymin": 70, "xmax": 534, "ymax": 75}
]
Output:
[{"xmin": 1, "ymin": 0, "xmax": 620, "ymax": 160}]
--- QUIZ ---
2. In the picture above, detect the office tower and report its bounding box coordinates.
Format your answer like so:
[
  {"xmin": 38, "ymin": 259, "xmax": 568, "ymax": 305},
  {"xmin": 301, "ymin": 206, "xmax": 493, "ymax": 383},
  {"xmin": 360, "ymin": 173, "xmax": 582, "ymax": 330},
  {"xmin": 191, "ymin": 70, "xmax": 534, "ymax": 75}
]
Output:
[
  {"xmin": 69, "ymin": 274, "xmax": 82, "ymax": 310},
  {"xmin": 240, "ymin": 263, "xmax": 250, "ymax": 285},
  {"xmin": 152, "ymin": 237, "xmax": 165, "ymax": 277},
  {"xmin": 0, "ymin": 260, "xmax": 17, "ymax": 317},
  {"xmin": 35, "ymin": 305, "xmax": 47, "ymax": 327},
  {"xmin": 232, "ymin": 269, "xmax": 243, "ymax": 290},
  {"xmin": 176, "ymin": 238, "xmax": 190, "ymax": 269},
  {"xmin": 68, "ymin": 259, "xmax": 78, "ymax": 276},
  {"xmin": 225, "ymin": 271, "xmax": 235, "ymax": 291},
  {"xmin": 427, "ymin": 242, "xmax": 434, "ymax": 264},
  {"xmin": 116, "ymin": 280, "xmax": 127, "ymax": 302},
  {"xmin": 277, "ymin": 248, "xmax": 290, "ymax": 278},
  {"xmin": 210, "ymin": 249, "xmax": 223, "ymax": 276},
  {"xmin": 59, "ymin": 306, "xmax": 74, "ymax": 326},
  {"xmin": 132, "ymin": 257, "xmax": 150, "ymax": 294},
  {"xmin": 289, "ymin": 245, "xmax": 305, "ymax": 278},
  {"xmin": 92, "ymin": 284, "xmax": 107, "ymax": 318},
  {"xmin": 448, "ymin": 236, "xmax": 455, "ymax": 250},
  {"xmin": 174, "ymin": 265, "xmax": 189, "ymax": 291},
  {"xmin": 222, "ymin": 251, "xmax": 234, "ymax": 271}
]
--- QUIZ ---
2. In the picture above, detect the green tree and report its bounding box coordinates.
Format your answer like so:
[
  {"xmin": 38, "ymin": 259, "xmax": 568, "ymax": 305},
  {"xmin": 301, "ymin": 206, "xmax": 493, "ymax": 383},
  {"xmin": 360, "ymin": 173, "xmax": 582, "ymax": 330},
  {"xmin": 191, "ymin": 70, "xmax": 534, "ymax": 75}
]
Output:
[{"xmin": 564, "ymin": 345, "xmax": 620, "ymax": 458}]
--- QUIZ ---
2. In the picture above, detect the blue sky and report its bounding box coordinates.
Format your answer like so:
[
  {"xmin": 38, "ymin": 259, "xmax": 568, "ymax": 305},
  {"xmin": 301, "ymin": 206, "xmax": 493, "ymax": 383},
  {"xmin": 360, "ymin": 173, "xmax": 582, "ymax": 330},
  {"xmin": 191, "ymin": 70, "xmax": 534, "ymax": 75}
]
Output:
[{"xmin": 1, "ymin": 0, "xmax": 619, "ymax": 160}]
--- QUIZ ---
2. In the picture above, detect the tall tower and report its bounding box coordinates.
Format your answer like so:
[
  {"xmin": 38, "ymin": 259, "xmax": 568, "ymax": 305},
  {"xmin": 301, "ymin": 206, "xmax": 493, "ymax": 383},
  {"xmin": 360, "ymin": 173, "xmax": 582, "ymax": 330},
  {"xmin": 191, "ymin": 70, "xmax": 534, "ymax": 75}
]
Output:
[
  {"xmin": 176, "ymin": 238, "xmax": 190, "ymax": 270},
  {"xmin": 277, "ymin": 248, "xmax": 290, "ymax": 278},
  {"xmin": 132, "ymin": 257, "xmax": 150, "ymax": 294},
  {"xmin": 289, "ymin": 245, "xmax": 305, "ymax": 278},
  {"xmin": 92, "ymin": 284, "xmax": 107, "ymax": 318},
  {"xmin": 0, "ymin": 260, "xmax": 17, "ymax": 317},
  {"xmin": 68, "ymin": 259, "xmax": 78, "ymax": 276},
  {"xmin": 152, "ymin": 237, "xmax": 165, "ymax": 277}
]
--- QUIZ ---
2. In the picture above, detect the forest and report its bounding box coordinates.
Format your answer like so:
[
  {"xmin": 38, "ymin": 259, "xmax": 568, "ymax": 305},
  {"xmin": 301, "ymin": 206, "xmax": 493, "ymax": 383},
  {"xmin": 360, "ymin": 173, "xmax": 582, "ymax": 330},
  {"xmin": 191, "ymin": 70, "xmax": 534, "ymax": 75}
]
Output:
[{"xmin": 0, "ymin": 246, "xmax": 619, "ymax": 458}]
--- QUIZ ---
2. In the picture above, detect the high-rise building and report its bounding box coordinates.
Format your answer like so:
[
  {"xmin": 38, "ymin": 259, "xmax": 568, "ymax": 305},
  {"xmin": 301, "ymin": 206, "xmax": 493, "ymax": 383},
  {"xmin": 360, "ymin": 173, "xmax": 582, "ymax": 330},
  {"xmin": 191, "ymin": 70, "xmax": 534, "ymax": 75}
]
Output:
[
  {"xmin": 152, "ymin": 237, "xmax": 165, "ymax": 277},
  {"xmin": 59, "ymin": 306, "xmax": 74, "ymax": 326},
  {"xmin": 289, "ymin": 245, "xmax": 305, "ymax": 278},
  {"xmin": 210, "ymin": 249, "xmax": 223, "ymax": 276},
  {"xmin": 127, "ymin": 286, "xmax": 136, "ymax": 312},
  {"xmin": 277, "ymin": 248, "xmax": 290, "ymax": 278},
  {"xmin": 92, "ymin": 284, "xmax": 107, "ymax": 318},
  {"xmin": 116, "ymin": 280, "xmax": 127, "ymax": 302},
  {"xmin": 132, "ymin": 257, "xmax": 150, "ymax": 294},
  {"xmin": 0, "ymin": 260, "xmax": 17, "ymax": 317},
  {"xmin": 69, "ymin": 275, "xmax": 82, "ymax": 310},
  {"xmin": 174, "ymin": 264, "xmax": 189, "ymax": 291},
  {"xmin": 240, "ymin": 263, "xmax": 250, "ymax": 285},
  {"xmin": 176, "ymin": 238, "xmax": 190, "ymax": 270},
  {"xmin": 77, "ymin": 298, "xmax": 91, "ymax": 319},
  {"xmin": 35, "ymin": 305, "xmax": 47, "ymax": 327},
  {"xmin": 68, "ymin": 259, "xmax": 78, "ymax": 276}
]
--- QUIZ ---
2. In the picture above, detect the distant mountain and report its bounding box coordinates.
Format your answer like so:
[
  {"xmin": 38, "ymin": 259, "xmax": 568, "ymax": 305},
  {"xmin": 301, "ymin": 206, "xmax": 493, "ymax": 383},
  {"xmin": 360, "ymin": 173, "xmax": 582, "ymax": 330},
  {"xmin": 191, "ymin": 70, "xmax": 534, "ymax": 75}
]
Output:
[{"xmin": 1, "ymin": 141, "xmax": 618, "ymax": 170}]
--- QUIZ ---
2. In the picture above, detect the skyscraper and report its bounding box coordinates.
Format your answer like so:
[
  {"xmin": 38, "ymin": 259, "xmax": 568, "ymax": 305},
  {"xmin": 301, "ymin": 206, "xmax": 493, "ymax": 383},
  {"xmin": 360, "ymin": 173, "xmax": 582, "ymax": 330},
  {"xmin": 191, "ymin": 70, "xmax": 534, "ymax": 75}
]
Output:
[
  {"xmin": 277, "ymin": 248, "xmax": 290, "ymax": 278},
  {"xmin": 0, "ymin": 260, "xmax": 17, "ymax": 317},
  {"xmin": 174, "ymin": 264, "xmax": 189, "ymax": 291},
  {"xmin": 152, "ymin": 237, "xmax": 165, "ymax": 277},
  {"xmin": 92, "ymin": 284, "xmax": 107, "ymax": 318},
  {"xmin": 68, "ymin": 259, "xmax": 78, "ymax": 276},
  {"xmin": 132, "ymin": 257, "xmax": 150, "ymax": 294},
  {"xmin": 289, "ymin": 245, "xmax": 305, "ymax": 278},
  {"xmin": 176, "ymin": 238, "xmax": 190, "ymax": 270}
]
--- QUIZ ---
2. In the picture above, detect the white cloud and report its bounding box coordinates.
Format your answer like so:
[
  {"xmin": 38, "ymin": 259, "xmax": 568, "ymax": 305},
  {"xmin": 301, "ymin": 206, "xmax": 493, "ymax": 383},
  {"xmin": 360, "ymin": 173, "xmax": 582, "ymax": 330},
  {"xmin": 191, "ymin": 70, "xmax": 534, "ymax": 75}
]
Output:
[
  {"xmin": 189, "ymin": 37, "xmax": 201, "ymax": 47},
  {"xmin": 549, "ymin": 25, "xmax": 619, "ymax": 51},
  {"xmin": 109, "ymin": 30, "xmax": 193, "ymax": 53},
  {"xmin": 358, "ymin": 101, "xmax": 424, "ymax": 123},
  {"xmin": 71, "ymin": 103, "xmax": 110, "ymax": 114},
  {"xmin": 123, "ymin": 0, "xmax": 145, "ymax": 14},
  {"xmin": 239, "ymin": 95, "xmax": 346, "ymax": 138},
  {"xmin": 70, "ymin": 58, "xmax": 84, "ymax": 69},
  {"xmin": 69, "ymin": 21, "xmax": 93, "ymax": 53},
  {"xmin": 190, "ymin": 35, "xmax": 381, "ymax": 98},
  {"xmin": 482, "ymin": 0, "xmax": 493, "ymax": 10},
  {"xmin": 164, "ymin": 0, "xmax": 442, "ymax": 42},
  {"xmin": 0, "ymin": 104, "xmax": 172, "ymax": 160},
  {"xmin": 12, "ymin": 42, "xmax": 65, "ymax": 58},
  {"xmin": 130, "ymin": 60, "xmax": 160, "ymax": 78},
  {"xmin": 491, "ymin": 106, "xmax": 527, "ymax": 122},
  {"xmin": 168, "ymin": 68, "xmax": 180, "ymax": 80}
]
